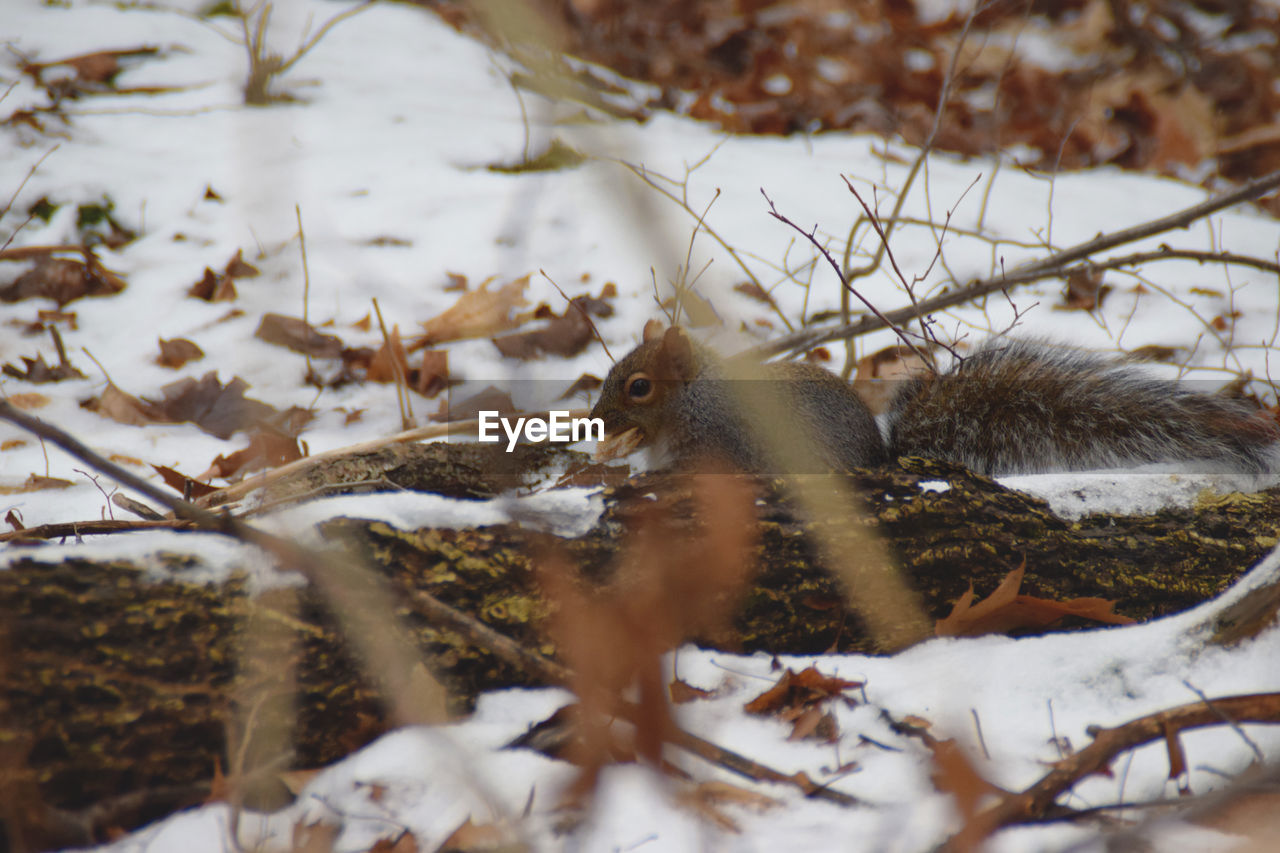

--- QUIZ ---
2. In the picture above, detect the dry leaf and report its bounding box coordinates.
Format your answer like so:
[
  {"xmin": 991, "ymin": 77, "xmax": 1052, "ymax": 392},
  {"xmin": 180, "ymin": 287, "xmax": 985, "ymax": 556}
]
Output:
[
  {"xmin": 84, "ymin": 383, "xmax": 166, "ymax": 427},
  {"xmin": 2, "ymin": 350, "xmax": 85, "ymax": 383},
  {"xmin": 415, "ymin": 349, "xmax": 448, "ymax": 398},
  {"xmin": 419, "ymin": 275, "xmax": 530, "ymax": 344},
  {"xmin": 492, "ymin": 285, "xmax": 614, "ymax": 360},
  {"xmin": 156, "ymin": 337, "xmax": 204, "ymax": 368},
  {"xmin": 0, "ymin": 254, "xmax": 126, "ymax": 305},
  {"xmin": 558, "ymin": 373, "xmax": 602, "ymax": 400},
  {"xmin": 367, "ymin": 325, "xmax": 410, "ymax": 384},
  {"xmin": 146, "ymin": 373, "xmax": 279, "ymax": 439},
  {"xmin": 198, "ymin": 428, "xmax": 305, "ymax": 481},
  {"xmin": 223, "ymin": 248, "xmax": 259, "ymax": 278},
  {"xmin": 431, "ymin": 386, "xmax": 517, "ymax": 422},
  {"xmin": 152, "ymin": 464, "xmax": 218, "ymax": 499},
  {"xmin": 1057, "ymin": 269, "xmax": 1109, "ymax": 311},
  {"xmin": 669, "ymin": 677, "xmax": 714, "ymax": 704},
  {"xmin": 255, "ymin": 313, "xmax": 344, "ymax": 358},
  {"xmin": 22, "ymin": 474, "xmax": 74, "ymax": 491},
  {"xmin": 936, "ymin": 563, "xmax": 1134, "ymax": 637},
  {"xmin": 744, "ymin": 665, "xmax": 863, "ymax": 715},
  {"xmin": 4, "ymin": 393, "xmax": 50, "ymax": 410},
  {"xmin": 188, "ymin": 267, "xmax": 237, "ymax": 302}
]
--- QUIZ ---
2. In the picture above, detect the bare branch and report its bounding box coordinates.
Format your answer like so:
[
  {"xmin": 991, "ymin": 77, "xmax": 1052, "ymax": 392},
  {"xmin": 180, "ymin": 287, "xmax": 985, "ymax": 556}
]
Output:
[{"xmin": 755, "ymin": 168, "xmax": 1280, "ymax": 359}]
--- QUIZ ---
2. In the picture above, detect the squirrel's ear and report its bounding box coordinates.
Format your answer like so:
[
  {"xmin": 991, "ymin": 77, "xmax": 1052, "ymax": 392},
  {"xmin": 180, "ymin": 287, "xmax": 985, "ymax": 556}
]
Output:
[
  {"xmin": 658, "ymin": 327, "xmax": 697, "ymax": 380},
  {"xmin": 642, "ymin": 319, "xmax": 666, "ymax": 342}
]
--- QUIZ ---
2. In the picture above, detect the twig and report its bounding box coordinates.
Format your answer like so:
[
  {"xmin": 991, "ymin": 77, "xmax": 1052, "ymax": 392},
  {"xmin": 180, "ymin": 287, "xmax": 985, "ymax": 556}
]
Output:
[
  {"xmin": 755, "ymin": 168, "xmax": 1280, "ymax": 359},
  {"xmin": 948, "ymin": 691, "xmax": 1280, "ymax": 848},
  {"xmin": 761, "ymin": 189, "xmax": 929, "ymax": 367},
  {"xmin": 296, "ymin": 204, "xmax": 313, "ymax": 380},
  {"xmin": 619, "ymin": 159, "xmax": 796, "ymax": 332},
  {"xmin": 195, "ymin": 408, "xmax": 589, "ymax": 509},
  {"xmin": 0, "ymin": 517, "xmax": 192, "ymax": 543},
  {"xmin": 372, "ymin": 297, "xmax": 413, "ymax": 429},
  {"xmin": 0, "ymin": 144, "xmax": 59, "ymax": 224},
  {"xmin": 539, "ymin": 269, "xmax": 613, "ymax": 362}
]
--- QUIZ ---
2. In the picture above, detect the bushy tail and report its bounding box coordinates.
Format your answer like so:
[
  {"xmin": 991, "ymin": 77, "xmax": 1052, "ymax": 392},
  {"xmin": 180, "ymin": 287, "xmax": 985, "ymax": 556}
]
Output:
[{"xmin": 887, "ymin": 339, "xmax": 1280, "ymax": 475}]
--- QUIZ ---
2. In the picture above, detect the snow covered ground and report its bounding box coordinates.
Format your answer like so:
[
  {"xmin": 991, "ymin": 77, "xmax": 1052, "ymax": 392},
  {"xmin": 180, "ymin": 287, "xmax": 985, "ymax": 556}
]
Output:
[{"xmin": 3, "ymin": 0, "xmax": 1280, "ymax": 850}]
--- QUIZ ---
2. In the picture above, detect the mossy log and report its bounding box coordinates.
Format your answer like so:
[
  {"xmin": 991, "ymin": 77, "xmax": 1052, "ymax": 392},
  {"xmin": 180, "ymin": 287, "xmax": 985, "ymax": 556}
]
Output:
[{"xmin": 3, "ymin": 443, "xmax": 1280, "ymax": 846}]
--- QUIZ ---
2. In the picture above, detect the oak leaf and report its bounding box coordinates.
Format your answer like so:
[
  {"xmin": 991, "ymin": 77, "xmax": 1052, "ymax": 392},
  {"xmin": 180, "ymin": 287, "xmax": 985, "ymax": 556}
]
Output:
[{"xmin": 419, "ymin": 275, "xmax": 530, "ymax": 344}]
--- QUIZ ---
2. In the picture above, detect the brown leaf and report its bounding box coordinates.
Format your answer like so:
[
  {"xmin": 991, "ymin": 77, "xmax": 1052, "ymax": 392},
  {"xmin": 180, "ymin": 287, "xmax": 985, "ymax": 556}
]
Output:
[
  {"xmin": 254, "ymin": 313, "xmax": 344, "ymax": 358},
  {"xmin": 367, "ymin": 325, "xmax": 410, "ymax": 384},
  {"xmin": 187, "ymin": 267, "xmax": 237, "ymax": 302},
  {"xmin": 669, "ymin": 677, "xmax": 714, "ymax": 704},
  {"xmin": 4, "ymin": 393, "xmax": 49, "ymax": 410},
  {"xmin": 152, "ymin": 464, "xmax": 217, "ymax": 499},
  {"xmin": 431, "ymin": 385, "xmax": 517, "ymax": 422},
  {"xmin": 25, "ymin": 47, "xmax": 159, "ymax": 86},
  {"xmin": 419, "ymin": 275, "xmax": 530, "ymax": 344},
  {"xmin": 0, "ymin": 254, "xmax": 126, "ymax": 305},
  {"xmin": 146, "ymin": 373, "xmax": 279, "ymax": 439},
  {"xmin": 156, "ymin": 337, "xmax": 204, "ymax": 368},
  {"xmin": 492, "ymin": 286, "xmax": 614, "ymax": 359},
  {"xmin": 787, "ymin": 705, "xmax": 838, "ymax": 742},
  {"xmin": 733, "ymin": 281, "xmax": 779, "ymax": 310},
  {"xmin": 935, "ymin": 563, "xmax": 1133, "ymax": 637},
  {"xmin": 2, "ymin": 351, "xmax": 84, "ymax": 383},
  {"xmin": 744, "ymin": 665, "xmax": 863, "ymax": 715},
  {"xmin": 22, "ymin": 474, "xmax": 74, "ymax": 491},
  {"xmin": 84, "ymin": 384, "xmax": 167, "ymax": 426},
  {"xmin": 414, "ymin": 349, "xmax": 449, "ymax": 398},
  {"xmin": 223, "ymin": 249, "xmax": 259, "ymax": 278},
  {"xmin": 558, "ymin": 373, "xmax": 602, "ymax": 400},
  {"xmin": 1058, "ymin": 269, "xmax": 1109, "ymax": 311}
]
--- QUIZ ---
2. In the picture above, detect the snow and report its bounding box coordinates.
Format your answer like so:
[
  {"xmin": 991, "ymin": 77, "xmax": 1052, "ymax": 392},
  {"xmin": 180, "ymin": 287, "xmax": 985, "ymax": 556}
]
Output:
[{"xmin": 3, "ymin": 0, "xmax": 1280, "ymax": 850}]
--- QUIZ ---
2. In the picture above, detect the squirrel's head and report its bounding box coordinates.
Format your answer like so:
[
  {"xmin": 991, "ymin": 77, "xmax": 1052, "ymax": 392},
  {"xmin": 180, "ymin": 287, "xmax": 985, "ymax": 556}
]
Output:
[{"xmin": 590, "ymin": 324, "xmax": 701, "ymax": 461}]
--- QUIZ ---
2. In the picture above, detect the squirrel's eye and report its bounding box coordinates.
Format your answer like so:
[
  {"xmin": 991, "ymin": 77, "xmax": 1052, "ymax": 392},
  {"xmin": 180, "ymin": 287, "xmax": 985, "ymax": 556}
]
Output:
[{"xmin": 626, "ymin": 375, "xmax": 653, "ymax": 400}]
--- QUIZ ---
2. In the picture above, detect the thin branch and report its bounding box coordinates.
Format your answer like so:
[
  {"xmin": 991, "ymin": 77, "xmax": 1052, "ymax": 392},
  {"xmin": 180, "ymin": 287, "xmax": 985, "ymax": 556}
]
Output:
[
  {"xmin": 620, "ymin": 159, "xmax": 795, "ymax": 332},
  {"xmin": 948, "ymin": 691, "xmax": 1280, "ymax": 849},
  {"xmin": 761, "ymin": 189, "xmax": 930, "ymax": 366},
  {"xmin": 755, "ymin": 168, "xmax": 1280, "ymax": 359},
  {"xmin": 0, "ymin": 144, "xmax": 59, "ymax": 224},
  {"xmin": 539, "ymin": 269, "xmax": 613, "ymax": 362},
  {"xmin": 276, "ymin": 1, "xmax": 375, "ymax": 76},
  {"xmin": 0, "ymin": 517, "xmax": 193, "ymax": 543}
]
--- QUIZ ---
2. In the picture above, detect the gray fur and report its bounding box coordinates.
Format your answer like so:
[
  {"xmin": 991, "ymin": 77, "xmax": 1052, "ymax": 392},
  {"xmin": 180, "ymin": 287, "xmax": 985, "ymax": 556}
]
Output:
[
  {"xmin": 888, "ymin": 338, "xmax": 1279, "ymax": 475},
  {"xmin": 657, "ymin": 361, "xmax": 886, "ymax": 473}
]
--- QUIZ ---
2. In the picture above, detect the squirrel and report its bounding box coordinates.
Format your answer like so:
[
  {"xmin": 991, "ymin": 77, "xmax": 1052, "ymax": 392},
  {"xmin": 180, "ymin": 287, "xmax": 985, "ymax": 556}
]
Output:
[
  {"xmin": 589, "ymin": 324, "xmax": 885, "ymax": 472},
  {"xmin": 590, "ymin": 326, "xmax": 1280, "ymax": 476}
]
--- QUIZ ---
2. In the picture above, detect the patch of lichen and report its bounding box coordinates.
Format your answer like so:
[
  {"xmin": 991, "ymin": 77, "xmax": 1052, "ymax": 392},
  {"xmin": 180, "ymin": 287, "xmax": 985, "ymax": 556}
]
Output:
[{"xmin": 0, "ymin": 559, "xmax": 386, "ymax": 821}]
